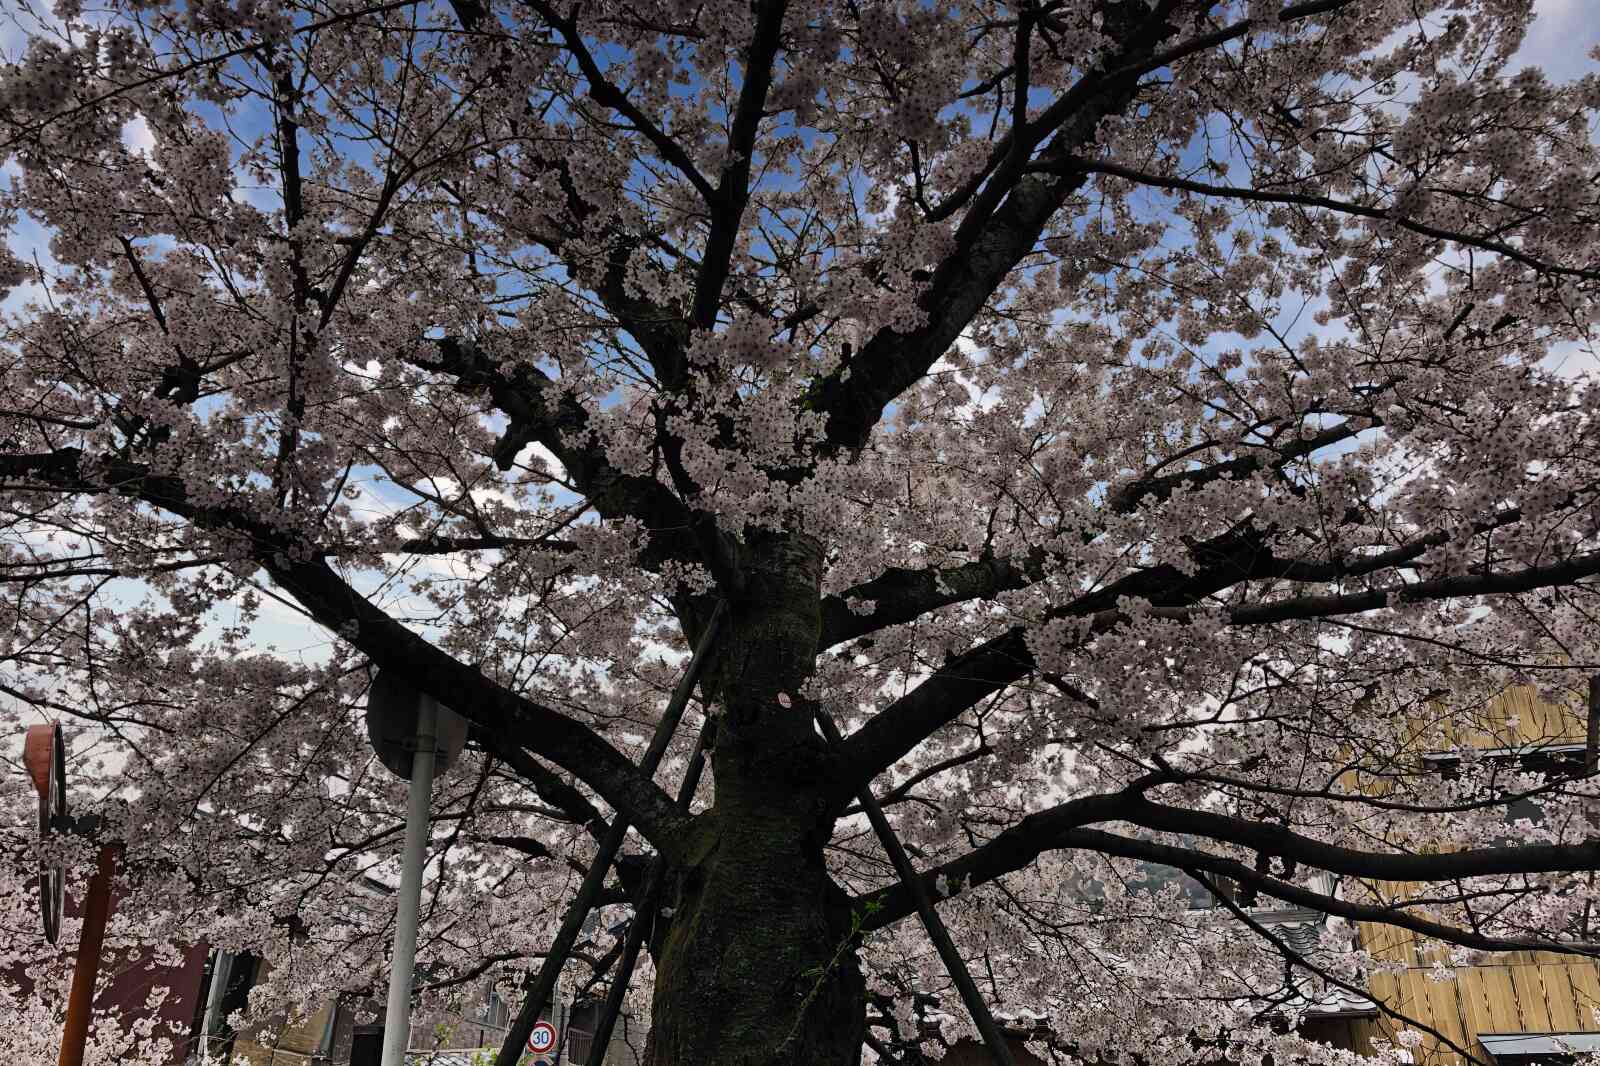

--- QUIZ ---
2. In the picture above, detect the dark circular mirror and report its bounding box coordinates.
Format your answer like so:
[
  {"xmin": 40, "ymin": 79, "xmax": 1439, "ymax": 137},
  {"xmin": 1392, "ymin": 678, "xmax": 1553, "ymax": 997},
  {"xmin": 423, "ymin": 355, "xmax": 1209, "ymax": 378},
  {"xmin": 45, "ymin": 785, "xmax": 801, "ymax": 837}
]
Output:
[{"xmin": 25, "ymin": 723, "xmax": 66, "ymax": 944}]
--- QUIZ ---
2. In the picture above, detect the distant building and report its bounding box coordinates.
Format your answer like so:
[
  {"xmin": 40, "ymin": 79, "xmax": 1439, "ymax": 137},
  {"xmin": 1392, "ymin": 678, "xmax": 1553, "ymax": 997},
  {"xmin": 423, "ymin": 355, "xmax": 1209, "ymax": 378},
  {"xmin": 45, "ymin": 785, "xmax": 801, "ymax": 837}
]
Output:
[
  {"xmin": 211, "ymin": 964, "xmax": 639, "ymax": 1066},
  {"xmin": 932, "ymin": 685, "xmax": 1600, "ymax": 1066},
  {"xmin": 2, "ymin": 876, "xmax": 211, "ymax": 1065},
  {"xmin": 206, "ymin": 881, "xmax": 640, "ymax": 1065},
  {"xmin": 1304, "ymin": 685, "xmax": 1600, "ymax": 1066}
]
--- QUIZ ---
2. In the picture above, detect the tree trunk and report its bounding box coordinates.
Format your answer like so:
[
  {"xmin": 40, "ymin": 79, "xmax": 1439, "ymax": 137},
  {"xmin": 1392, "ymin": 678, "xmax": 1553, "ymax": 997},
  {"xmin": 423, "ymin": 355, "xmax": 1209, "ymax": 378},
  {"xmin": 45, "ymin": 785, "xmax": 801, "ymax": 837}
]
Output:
[{"xmin": 644, "ymin": 533, "xmax": 865, "ymax": 1066}]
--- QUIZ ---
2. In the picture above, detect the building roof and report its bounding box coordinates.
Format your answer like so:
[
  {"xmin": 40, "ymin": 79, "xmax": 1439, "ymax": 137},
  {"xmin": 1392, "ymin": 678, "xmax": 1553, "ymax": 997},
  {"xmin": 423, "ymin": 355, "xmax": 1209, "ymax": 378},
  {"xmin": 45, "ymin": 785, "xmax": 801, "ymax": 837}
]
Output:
[
  {"xmin": 1478, "ymin": 1032, "xmax": 1600, "ymax": 1060},
  {"xmin": 405, "ymin": 1051, "xmax": 491, "ymax": 1066},
  {"xmin": 1268, "ymin": 919, "xmax": 1378, "ymax": 1018}
]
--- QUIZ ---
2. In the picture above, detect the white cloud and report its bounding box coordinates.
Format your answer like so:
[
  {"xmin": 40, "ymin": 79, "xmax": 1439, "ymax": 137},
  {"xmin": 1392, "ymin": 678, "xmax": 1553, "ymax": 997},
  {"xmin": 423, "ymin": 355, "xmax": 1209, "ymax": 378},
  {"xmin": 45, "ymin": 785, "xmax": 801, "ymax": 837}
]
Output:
[
  {"xmin": 508, "ymin": 440, "xmax": 568, "ymax": 483},
  {"xmin": 1519, "ymin": 0, "xmax": 1598, "ymax": 79},
  {"xmin": 122, "ymin": 115, "xmax": 157, "ymax": 157}
]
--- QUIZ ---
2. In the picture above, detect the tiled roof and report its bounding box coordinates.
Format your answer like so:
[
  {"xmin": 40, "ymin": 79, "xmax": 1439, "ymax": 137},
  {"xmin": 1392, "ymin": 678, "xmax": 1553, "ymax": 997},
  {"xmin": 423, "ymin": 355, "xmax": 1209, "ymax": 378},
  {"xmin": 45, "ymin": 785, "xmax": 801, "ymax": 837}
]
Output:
[{"xmin": 1270, "ymin": 920, "xmax": 1378, "ymax": 1018}]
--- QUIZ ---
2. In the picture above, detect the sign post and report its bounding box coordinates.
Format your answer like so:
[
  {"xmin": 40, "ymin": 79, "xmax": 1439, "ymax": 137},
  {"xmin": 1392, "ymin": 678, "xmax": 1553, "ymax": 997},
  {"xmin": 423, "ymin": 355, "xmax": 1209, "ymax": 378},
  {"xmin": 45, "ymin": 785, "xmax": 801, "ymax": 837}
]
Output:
[
  {"xmin": 380, "ymin": 693, "xmax": 436, "ymax": 1066},
  {"xmin": 23, "ymin": 723, "xmax": 122, "ymax": 1066},
  {"xmin": 364, "ymin": 671, "xmax": 466, "ymax": 1066},
  {"xmin": 59, "ymin": 844, "xmax": 118, "ymax": 1066}
]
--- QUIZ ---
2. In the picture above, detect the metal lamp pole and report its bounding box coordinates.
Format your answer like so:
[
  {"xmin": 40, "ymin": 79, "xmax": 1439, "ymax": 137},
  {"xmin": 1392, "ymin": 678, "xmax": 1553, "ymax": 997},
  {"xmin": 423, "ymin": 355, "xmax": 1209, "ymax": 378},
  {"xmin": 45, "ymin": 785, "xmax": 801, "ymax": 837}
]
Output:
[{"xmin": 380, "ymin": 694, "xmax": 439, "ymax": 1066}]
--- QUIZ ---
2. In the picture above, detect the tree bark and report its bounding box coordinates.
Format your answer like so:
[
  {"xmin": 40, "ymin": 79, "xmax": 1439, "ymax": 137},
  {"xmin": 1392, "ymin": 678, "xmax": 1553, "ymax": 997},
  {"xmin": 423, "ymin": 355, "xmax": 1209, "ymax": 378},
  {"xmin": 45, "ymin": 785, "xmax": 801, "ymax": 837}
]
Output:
[{"xmin": 644, "ymin": 533, "xmax": 866, "ymax": 1066}]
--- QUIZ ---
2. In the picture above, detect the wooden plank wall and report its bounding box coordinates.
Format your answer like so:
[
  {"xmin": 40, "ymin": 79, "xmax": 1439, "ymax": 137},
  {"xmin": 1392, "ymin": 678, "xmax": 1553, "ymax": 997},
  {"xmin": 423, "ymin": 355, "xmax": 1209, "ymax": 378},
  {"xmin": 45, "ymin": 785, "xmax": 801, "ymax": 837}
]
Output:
[
  {"xmin": 1320, "ymin": 687, "xmax": 1600, "ymax": 1065},
  {"xmin": 1331, "ymin": 953, "xmax": 1600, "ymax": 1065}
]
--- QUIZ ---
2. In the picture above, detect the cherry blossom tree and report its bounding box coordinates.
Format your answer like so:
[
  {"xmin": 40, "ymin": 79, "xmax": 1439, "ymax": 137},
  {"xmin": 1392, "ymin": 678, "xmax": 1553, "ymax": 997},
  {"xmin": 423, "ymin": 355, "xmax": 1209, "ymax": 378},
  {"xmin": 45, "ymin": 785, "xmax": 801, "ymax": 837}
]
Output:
[{"xmin": 3, "ymin": 0, "xmax": 1600, "ymax": 1063}]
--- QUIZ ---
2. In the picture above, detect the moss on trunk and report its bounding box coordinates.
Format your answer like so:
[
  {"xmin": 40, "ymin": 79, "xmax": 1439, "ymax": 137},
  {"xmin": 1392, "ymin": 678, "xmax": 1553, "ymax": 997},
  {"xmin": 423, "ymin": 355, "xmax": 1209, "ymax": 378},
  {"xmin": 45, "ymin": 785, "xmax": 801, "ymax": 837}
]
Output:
[
  {"xmin": 643, "ymin": 532, "xmax": 864, "ymax": 1065},
  {"xmin": 645, "ymin": 809, "xmax": 865, "ymax": 1066}
]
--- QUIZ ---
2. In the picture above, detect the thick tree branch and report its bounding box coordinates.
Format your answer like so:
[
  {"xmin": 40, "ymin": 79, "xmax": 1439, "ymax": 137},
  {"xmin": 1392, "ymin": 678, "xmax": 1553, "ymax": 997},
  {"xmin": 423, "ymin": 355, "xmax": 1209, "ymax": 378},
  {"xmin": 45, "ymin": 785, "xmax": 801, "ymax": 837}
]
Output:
[
  {"xmin": 831, "ymin": 627, "xmax": 1033, "ymax": 801},
  {"xmin": 1163, "ymin": 838, "xmax": 1597, "ymax": 958},
  {"xmin": 390, "ymin": 531, "xmax": 578, "ymax": 555},
  {"xmin": 819, "ymin": 551, "xmax": 1047, "ymax": 649},
  {"xmin": 1116, "ymin": 794, "xmax": 1600, "ymax": 883},
  {"xmin": 528, "ymin": 0, "xmax": 715, "ymax": 202},
  {"xmin": 690, "ymin": 0, "xmax": 787, "ymax": 330},
  {"xmin": 0, "ymin": 446, "xmax": 694, "ymax": 857},
  {"xmin": 416, "ymin": 338, "xmax": 711, "ymax": 572},
  {"xmin": 1108, "ymin": 421, "xmax": 1364, "ymax": 514},
  {"xmin": 1196, "ymin": 871, "xmax": 1491, "ymax": 1066},
  {"xmin": 819, "ymin": 420, "xmax": 1367, "ymax": 649},
  {"xmin": 499, "ymin": 148, "xmax": 691, "ymax": 386},
  {"xmin": 858, "ymin": 799, "xmax": 1600, "ymax": 954},
  {"xmin": 853, "ymin": 789, "xmax": 1145, "ymax": 929},
  {"xmin": 264, "ymin": 554, "xmax": 695, "ymax": 857},
  {"xmin": 809, "ymin": 0, "xmax": 1366, "ymax": 454},
  {"xmin": 834, "ymin": 536, "xmax": 1600, "ymax": 798},
  {"xmin": 808, "ymin": 4, "xmax": 1179, "ymax": 454},
  {"xmin": 474, "ymin": 731, "xmax": 611, "ymax": 842},
  {"xmin": 1146, "ymin": 549, "xmax": 1600, "ymax": 629}
]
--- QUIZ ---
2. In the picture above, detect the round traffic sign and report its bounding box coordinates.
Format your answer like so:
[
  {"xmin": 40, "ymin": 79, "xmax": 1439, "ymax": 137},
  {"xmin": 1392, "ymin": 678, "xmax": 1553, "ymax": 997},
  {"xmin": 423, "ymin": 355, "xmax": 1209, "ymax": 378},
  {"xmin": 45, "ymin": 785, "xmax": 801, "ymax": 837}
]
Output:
[{"xmin": 526, "ymin": 1020, "xmax": 558, "ymax": 1055}]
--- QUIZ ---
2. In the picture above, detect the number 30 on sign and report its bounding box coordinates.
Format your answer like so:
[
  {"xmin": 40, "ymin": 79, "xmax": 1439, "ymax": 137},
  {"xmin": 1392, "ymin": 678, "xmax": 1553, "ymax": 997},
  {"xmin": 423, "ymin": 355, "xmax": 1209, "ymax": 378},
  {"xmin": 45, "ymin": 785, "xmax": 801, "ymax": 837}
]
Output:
[{"xmin": 527, "ymin": 1020, "xmax": 558, "ymax": 1056}]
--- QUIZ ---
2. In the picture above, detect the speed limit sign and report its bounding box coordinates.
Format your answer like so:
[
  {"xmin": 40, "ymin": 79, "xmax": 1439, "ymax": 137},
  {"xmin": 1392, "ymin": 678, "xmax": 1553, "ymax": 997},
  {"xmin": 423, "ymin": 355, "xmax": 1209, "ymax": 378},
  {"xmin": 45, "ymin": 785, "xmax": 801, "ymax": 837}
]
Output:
[{"xmin": 527, "ymin": 1020, "xmax": 558, "ymax": 1056}]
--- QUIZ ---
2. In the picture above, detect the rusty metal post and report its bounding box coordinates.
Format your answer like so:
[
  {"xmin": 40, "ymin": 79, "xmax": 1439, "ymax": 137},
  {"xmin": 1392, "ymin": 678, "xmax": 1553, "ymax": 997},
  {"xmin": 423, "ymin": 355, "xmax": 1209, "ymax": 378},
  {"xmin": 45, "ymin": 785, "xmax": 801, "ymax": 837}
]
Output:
[{"xmin": 59, "ymin": 842, "xmax": 120, "ymax": 1066}]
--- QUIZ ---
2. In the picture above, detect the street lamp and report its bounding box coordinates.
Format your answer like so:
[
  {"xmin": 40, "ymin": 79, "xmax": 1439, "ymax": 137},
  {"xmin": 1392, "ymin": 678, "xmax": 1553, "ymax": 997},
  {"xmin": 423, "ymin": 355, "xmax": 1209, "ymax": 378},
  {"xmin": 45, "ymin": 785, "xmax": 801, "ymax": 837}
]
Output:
[{"xmin": 364, "ymin": 670, "xmax": 467, "ymax": 1066}]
